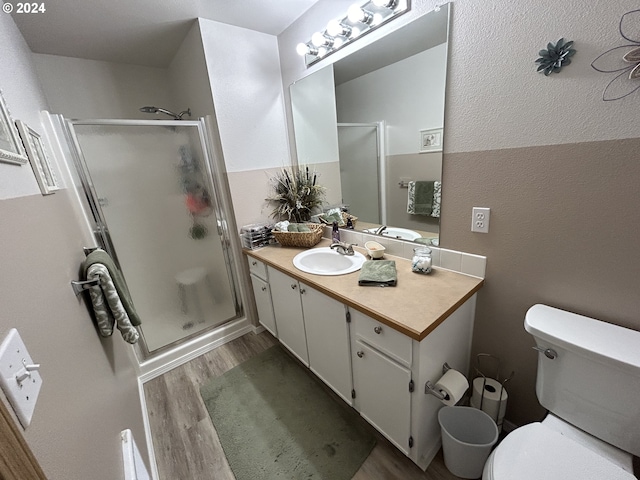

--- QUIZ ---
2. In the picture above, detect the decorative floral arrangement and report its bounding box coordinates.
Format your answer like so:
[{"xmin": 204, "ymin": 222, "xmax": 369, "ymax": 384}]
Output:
[
  {"xmin": 536, "ymin": 38, "xmax": 576, "ymax": 76},
  {"xmin": 266, "ymin": 166, "xmax": 325, "ymax": 223}
]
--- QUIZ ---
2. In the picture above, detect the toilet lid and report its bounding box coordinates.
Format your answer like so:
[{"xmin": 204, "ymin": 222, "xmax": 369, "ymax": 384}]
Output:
[{"xmin": 487, "ymin": 423, "xmax": 635, "ymax": 480}]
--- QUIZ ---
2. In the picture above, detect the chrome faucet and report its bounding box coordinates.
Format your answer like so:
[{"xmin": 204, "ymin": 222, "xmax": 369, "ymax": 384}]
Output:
[
  {"xmin": 374, "ymin": 225, "xmax": 387, "ymax": 235},
  {"xmin": 330, "ymin": 241, "xmax": 356, "ymax": 256}
]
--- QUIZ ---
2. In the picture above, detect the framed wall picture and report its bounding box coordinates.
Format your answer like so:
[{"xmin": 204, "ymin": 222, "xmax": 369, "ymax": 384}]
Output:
[
  {"xmin": 0, "ymin": 91, "xmax": 28, "ymax": 165},
  {"xmin": 419, "ymin": 128, "xmax": 443, "ymax": 153},
  {"xmin": 15, "ymin": 121, "xmax": 59, "ymax": 195}
]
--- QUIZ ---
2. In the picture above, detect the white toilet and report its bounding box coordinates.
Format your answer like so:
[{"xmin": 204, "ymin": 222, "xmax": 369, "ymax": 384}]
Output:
[{"xmin": 483, "ymin": 304, "xmax": 640, "ymax": 480}]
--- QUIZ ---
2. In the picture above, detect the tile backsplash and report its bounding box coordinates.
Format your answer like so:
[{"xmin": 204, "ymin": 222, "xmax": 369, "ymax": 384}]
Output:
[{"xmin": 323, "ymin": 226, "xmax": 486, "ymax": 279}]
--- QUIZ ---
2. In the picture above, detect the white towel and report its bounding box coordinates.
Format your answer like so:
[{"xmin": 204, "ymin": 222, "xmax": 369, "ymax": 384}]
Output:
[{"xmin": 87, "ymin": 264, "xmax": 139, "ymax": 344}]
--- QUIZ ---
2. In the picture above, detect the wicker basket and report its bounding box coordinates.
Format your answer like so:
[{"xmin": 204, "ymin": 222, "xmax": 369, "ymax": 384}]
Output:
[
  {"xmin": 319, "ymin": 212, "xmax": 358, "ymax": 228},
  {"xmin": 272, "ymin": 223, "xmax": 324, "ymax": 248}
]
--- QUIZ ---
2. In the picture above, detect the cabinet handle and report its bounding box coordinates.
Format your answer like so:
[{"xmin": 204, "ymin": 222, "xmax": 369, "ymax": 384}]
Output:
[
  {"xmin": 357, "ymin": 351, "xmax": 364, "ymax": 358},
  {"xmin": 300, "ymin": 288, "xmax": 306, "ymax": 294},
  {"xmin": 291, "ymin": 284, "xmax": 297, "ymax": 290},
  {"xmin": 374, "ymin": 326, "xmax": 382, "ymax": 334},
  {"xmin": 261, "ymin": 286, "xmax": 267, "ymax": 292},
  {"xmin": 251, "ymin": 261, "xmax": 257, "ymax": 266}
]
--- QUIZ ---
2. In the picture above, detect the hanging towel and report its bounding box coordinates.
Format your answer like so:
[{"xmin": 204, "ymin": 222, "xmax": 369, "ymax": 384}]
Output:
[
  {"xmin": 407, "ymin": 181, "xmax": 435, "ymax": 216},
  {"xmin": 358, "ymin": 260, "xmax": 397, "ymax": 287},
  {"xmin": 431, "ymin": 181, "xmax": 441, "ymax": 218},
  {"xmin": 82, "ymin": 249, "xmax": 141, "ymax": 327},
  {"xmin": 86, "ymin": 264, "xmax": 139, "ymax": 344}
]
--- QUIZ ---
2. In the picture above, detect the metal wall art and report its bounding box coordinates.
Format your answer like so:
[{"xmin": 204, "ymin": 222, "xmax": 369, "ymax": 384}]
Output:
[
  {"xmin": 591, "ymin": 9, "xmax": 640, "ymax": 101},
  {"xmin": 535, "ymin": 38, "xmax": 576, "ymax": 76}
]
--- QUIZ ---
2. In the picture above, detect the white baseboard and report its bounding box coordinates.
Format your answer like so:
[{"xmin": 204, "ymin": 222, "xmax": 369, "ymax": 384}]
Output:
[{"xmin": 138, "ymin": 317, "xmax": 252, "ymax": 382}]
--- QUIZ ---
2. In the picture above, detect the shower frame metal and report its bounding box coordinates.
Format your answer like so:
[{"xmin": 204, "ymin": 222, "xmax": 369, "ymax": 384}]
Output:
[{"xmin": 59, "ymin": 117, "xmax": 243, "ymax": 359}]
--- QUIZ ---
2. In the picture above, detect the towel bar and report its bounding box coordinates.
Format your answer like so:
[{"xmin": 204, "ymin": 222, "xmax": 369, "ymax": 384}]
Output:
[{"xmin": 71, "ymin": 278, "xmax": 99, "ymax": 296}]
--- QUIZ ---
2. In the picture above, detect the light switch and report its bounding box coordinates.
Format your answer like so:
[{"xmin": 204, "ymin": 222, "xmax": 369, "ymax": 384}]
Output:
[{"xmin": 0, "ymin": 329, "xmax": 43, "ymax": 428}]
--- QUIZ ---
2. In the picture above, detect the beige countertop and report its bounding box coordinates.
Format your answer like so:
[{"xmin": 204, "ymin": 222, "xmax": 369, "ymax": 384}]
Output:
[{"xmin": 245, "ymin": 239, "xmax": 484, "ymax": 341}]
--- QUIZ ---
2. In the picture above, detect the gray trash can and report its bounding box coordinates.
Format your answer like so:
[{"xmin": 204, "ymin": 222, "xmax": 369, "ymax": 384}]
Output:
[{"xmin": 438, "ymin": 406, "xmax": 499, "ymax": 479}]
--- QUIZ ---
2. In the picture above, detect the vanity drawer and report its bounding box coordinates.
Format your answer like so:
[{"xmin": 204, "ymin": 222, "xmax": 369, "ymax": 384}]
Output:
[
  {"xmin": 351, "ymin": 309, "xmax": 412, "ymax": 367},
  {"xmin": 248, "ymin": 257, "xmax": 268, "ymax": 280}
]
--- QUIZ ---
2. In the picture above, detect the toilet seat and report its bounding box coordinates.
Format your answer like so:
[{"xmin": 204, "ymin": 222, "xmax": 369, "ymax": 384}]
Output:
[{"xmin": 483, "ymin": 422, "xmax": 636, "ymax": 480}]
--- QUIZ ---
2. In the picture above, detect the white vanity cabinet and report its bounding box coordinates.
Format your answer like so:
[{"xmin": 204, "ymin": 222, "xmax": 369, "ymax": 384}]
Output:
[
  {"xmin": 303, "ymin": 286, "xmax": 352, "ymax": 404},
  {"xmin": 268, "ymin": 267, "xmax": 308, "ymax": 365},
  {"xmin": 267, "ymin": 266, "xmax": 353, "ymax": 403},
  {"xmin": 350, "ymin": 309, "xmax": 413, "ymax": 454},
  {"xmin": 248, "ymin": 259, "xmax": 277, "ymax": 337},
  {"xmin": 246, "ymin": 247, "xmax": 482, "ymax": 472}
]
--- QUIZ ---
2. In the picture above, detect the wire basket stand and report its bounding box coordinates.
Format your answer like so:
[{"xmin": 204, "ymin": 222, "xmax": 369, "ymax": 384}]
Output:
[{"xmin": 473, "ymin": 354, "xmax": 514, "ymax": 427}]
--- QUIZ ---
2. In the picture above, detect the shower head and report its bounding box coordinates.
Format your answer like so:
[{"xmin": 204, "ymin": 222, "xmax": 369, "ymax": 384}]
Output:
[{"xmin": 139, "ymin": 106, "xmax": 191, "ymax": 120}]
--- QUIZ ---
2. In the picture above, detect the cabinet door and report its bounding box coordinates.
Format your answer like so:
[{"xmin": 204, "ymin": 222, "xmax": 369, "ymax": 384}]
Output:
[
  {"xmin": 268, "ymin": 267, "xmax": 308, "ymax": 365},
  {"xmin": 249, "ymin": 273, "xmax": 277, "ymax": 337},
  {"xmin": 302, "ymin": 284, "xmax": 352, "ymax": 404},
  {"xmin": 352, "ymin": 338, "xmax": 412, "ymax": 454}
]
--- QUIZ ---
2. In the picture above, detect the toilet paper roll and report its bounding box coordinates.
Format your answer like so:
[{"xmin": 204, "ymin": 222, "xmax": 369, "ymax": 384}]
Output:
[
  {"xmin": 434, "ymin": 369, "xmax": 469, "ymax": 406},
  {"xmin": 471, "ymin": 377, "xmax": 508, "ymax": 422}
]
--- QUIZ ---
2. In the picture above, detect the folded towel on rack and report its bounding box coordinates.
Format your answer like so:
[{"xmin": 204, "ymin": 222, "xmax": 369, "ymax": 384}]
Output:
[
  {"xmin": 358, "ymin": 260, "xmax": 397, "ymax": 287},
  {"xmin": 431, "ymin": 181, "xmax": 441, "ymax": 218},
  {"xmin": 86, "ymin": 264, "xmax": 139, "ymax": 344},
  {"xmin": 82, "ymin": 249, "xmax": 141, "ymax": 327},
  {"xmin": 407, "ymin": 181, "xmax": 435, "ymax": 216}
]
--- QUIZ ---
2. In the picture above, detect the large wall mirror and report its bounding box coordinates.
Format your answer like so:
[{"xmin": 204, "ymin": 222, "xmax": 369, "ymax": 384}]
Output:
[{"xmin": 290, "ymin": 5, "xmax": 449, "ymax": 246}]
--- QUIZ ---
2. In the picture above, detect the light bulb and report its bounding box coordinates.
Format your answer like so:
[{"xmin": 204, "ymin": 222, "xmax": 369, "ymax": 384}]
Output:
[
  {"xmin": 372, "ymin": 13, "xmax": 383, "ymax": 25},
  {"xmin": 327, "ymin": 19, "xmax": 352, "ymax": 37},
  {"xmin": 373, "ymin": 0, "xmax": 397, "ymax": 7},
  {"xmin": 347, "ymin": 4, "xmax": 373, "ymax": 24},
  {"xmin": 311, "ymin": 31, "xmax": 334, "ymax": 47},
  {"xmin": 296, "ymin": 43, "xmax": 318, "ymax": 56}
]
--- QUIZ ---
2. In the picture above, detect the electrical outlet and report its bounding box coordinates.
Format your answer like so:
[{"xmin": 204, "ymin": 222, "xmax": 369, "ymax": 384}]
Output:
[
  {"xmin": 471, "ymin": 207, "xmax": 490, "ymax": 233},
  {"xmin": 0, "ymin": 329, "xmax": 43, "ymax": 428}
]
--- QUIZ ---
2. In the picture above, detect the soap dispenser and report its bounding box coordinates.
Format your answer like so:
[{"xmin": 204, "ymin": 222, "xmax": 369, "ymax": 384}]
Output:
[{"xmin": 332, "ymin": 221, "xmax": 341, "ymax": 243}]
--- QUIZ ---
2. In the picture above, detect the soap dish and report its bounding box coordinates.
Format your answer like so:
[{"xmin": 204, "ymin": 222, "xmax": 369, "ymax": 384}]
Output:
[{"xmin": 365, "ymin": 241, "xmax": 385, "ymax": 259}]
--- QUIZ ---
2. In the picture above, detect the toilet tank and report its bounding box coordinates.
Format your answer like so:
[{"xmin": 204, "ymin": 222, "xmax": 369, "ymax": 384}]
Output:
[{"xmin": 525, "ymin": 304, "xmax": 640, "ymax": 457}]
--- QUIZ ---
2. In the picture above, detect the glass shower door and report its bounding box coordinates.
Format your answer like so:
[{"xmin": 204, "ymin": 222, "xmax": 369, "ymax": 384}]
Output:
[
  {"xmin": 68, "ymin": 121, "xmax": 240, "ymax": 354},
  {"xmin": 337, "ymin": 123, "xmax": 384, "ymax": 224}
]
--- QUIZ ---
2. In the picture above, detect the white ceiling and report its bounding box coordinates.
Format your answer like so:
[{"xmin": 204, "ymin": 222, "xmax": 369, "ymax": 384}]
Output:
[{"xmin": 12, "ymin": 0, "xmax": 322, "ymax": 67}]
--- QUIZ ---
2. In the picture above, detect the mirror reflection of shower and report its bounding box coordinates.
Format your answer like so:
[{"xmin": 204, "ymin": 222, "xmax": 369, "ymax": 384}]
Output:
[{"xmin": 139, "ymin": 105, "xmax": 191, "ymax": 120}]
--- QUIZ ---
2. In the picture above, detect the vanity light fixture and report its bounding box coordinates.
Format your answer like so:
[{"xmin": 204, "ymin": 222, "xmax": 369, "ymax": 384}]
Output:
[
  {"xmin": 296, "ymin": 0, "xmax": 410, "ymax": 67},
  {"xmin": 296, "ymin": 42, "xmax": 318, "ymax": 56},
  {"xmin": 326, "ymin": 19, "xmax": 353, "ymax": 38},
  {"xmin": 372, "ymin": 0, "xmax": 398, "ymax": 8},
  {"xmin": 347, "ymin": 4, "xmax": 374, "ymax": 25},
  {"xmin": 311, "ymin": 31, "xmax": 335, "ymax": 48}
]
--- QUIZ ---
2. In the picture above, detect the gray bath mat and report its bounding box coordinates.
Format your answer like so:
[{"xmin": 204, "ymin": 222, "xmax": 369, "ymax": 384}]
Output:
[{"xmin": 200, "ymin": 345, "xmax": 376, "ymax": 480}]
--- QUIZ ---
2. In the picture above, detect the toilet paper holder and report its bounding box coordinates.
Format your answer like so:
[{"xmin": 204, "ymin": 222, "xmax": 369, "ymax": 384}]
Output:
[{"xmin": 424, "ymin": 362, "xmax": 452, "ymax": 400}]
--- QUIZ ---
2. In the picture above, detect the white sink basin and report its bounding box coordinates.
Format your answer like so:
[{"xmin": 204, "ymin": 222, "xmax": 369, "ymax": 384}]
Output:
[
  {"xmin": 364, "ymin": 227, "xmax": 421, "ymax": 241},
  {"xmin": 293, "ymin": 247, "xmax": 366, "ymax": 276}
]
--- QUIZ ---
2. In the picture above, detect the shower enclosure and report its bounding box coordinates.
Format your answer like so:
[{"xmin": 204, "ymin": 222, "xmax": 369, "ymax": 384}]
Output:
[
  {"xmin": 337, "ymin": 122, "xmax": 386, "ymax": 225},
  {"xmin": 59, "ymin": 117, "xmax": 242, "ymax": 356}
]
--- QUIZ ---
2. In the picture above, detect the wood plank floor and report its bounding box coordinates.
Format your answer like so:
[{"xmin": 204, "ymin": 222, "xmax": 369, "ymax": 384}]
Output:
[{"xmin": 144, "ymin": 331, "xmax": 464, "ymax": 480}]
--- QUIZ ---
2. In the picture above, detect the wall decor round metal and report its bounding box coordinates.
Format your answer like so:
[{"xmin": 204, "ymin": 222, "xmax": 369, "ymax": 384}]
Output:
[
  {"xmin": 591, "ymin": 9, "xmax": 640, "ymax": 101},
  {"xmin": 535, "ymin": 38, "xmax": 576, "ymax": 76}
]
